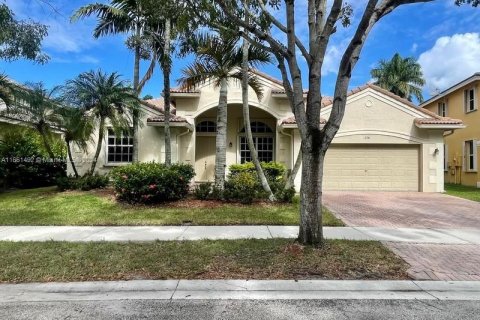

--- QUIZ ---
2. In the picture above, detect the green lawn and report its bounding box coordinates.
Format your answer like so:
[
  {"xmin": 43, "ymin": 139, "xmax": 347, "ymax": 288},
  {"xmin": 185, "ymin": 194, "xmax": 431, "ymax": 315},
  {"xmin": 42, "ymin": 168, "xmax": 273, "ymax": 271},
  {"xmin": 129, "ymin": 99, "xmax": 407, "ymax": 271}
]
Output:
[
  {"xmin": 445, "ymin": 183, "xmax": 480, "ymax": 202},
  {"xmin": 0, "ymin": 187, "xmax": 344, "ymax": 226},
  {"xmin": 0, "ymin": 239, "xmax": 408, "ymax": 282}
]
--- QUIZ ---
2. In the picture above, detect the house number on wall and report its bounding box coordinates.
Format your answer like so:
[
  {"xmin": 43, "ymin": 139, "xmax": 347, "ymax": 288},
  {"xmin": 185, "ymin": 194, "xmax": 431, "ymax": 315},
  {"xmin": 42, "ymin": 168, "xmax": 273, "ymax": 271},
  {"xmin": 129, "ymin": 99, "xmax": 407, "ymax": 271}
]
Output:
[{"xmin": 364, "ymin": 136, "xmax": 371, "ymax": 140}]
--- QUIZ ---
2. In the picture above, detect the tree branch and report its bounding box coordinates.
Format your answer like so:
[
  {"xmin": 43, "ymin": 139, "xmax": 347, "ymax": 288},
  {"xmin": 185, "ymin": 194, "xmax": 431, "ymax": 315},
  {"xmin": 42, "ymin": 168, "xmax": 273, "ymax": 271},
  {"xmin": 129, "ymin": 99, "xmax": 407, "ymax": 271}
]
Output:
[{"xmin": 257, "ymin": 0, "xmax": 312, "ymax": 65}]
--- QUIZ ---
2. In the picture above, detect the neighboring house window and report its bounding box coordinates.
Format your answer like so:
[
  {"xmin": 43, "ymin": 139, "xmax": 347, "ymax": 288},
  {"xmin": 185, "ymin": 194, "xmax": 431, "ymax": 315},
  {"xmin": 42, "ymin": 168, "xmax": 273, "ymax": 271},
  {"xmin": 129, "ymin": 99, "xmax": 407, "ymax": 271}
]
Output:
[
  {"xmin": 239, "ymin": 121, "xmax": 274, "ymax": 163},
  {"xmin": 464, "ymin": 140, "xmax": 477, "ymax": 171},
  {"xmin": 464, "ymin": 87, "xmax": 477, "ymax": 113},
  {"xmin": 107, "ymin": 128, "xmax": 133, "ymax": 163},
  {"xmin": 196, "ymin": 120, "xmax": 217, "ymax": 133},
  {"xmin": 438, "ymin": 101, "xmax": 447, "ymax": 117}
]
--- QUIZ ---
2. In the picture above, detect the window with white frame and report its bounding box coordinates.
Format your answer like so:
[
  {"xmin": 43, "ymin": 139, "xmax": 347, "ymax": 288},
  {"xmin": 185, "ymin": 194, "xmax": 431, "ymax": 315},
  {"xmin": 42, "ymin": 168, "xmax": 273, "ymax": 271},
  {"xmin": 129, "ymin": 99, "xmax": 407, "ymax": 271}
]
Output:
[
  {"xmin": 438, "ymin": 101, "xmax": 447, "ymax": 117},
  {"xmin": 239, "ymin": 121, "xmax": 274, "ymax": 163},
  {"xmin": 464, "ymin": 87, "xmax": 477, "ymax": 113},
  {"xmin": 465, "ymin": 140, "xmax": 477, "ymax": 171},
  {"xmin": 107, "ymin": 128, "xmax": 133, "ymax": 163}
]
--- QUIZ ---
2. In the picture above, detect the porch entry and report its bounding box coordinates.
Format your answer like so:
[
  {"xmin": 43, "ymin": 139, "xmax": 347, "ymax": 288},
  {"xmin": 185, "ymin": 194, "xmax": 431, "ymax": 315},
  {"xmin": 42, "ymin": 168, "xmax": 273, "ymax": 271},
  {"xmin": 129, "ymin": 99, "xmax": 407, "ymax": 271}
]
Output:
[
  {"xmin": 194, "ymin": 120, "xmax": 275, "ymax": 181},
  {"xmin": 194, "ymin": 121, "xmax": 216, "ymax": 182},
  {"xmin": 239, "ymin": 121, "xmax": 274, "ymax": 163}
]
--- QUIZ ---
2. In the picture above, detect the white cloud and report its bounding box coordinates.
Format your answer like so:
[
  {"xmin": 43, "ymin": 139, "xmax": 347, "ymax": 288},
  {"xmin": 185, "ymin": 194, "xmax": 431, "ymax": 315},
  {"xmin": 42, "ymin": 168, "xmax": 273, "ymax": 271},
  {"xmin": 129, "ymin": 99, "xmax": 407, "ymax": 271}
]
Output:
[
  {"xmin": 5, "ymin": 0, "xmax": 99, "ymax": 54},
  {"xmin": 51, "ymin": 54, "xmax": 100, "ymax": 64},
  {"xmin": 418, "ymin": 33, "xmax": 480, "ymax": 91},
  {"xmin": 410, "ymin": 43, "xmax": 418, "ymax": 53}
]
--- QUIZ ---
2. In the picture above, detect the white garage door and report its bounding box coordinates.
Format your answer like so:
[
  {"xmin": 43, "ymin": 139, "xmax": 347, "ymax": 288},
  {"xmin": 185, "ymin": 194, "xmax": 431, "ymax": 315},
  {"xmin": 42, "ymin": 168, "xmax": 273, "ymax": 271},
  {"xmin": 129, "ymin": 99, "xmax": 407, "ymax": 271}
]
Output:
[{"xmin": 324, "ymin": 144, "xmax": 420, "ymax": 191}]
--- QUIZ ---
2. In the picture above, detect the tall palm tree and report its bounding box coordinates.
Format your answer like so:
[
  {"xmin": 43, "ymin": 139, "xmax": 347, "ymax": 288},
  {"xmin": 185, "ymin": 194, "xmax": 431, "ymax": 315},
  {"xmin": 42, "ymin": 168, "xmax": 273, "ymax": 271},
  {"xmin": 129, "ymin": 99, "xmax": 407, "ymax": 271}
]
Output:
[
  {"xmin": 4, "ymin": 82, "xmax": 62, "ymax": 159},
  {"xmin": 178, "ymin": 33, "xmax": 270, "ymax": 190},
  {"xmin": 72, "ymin": 0, "xmax": 155, "ymax": 163},
  {"xmin": 58, "ymin": 107, "xmax": 95, "ymax": 178},
  {"xmin": 240, "ymin": 36, "xmax": 275, "ymax": 201},
  {"xmin": 0, "ymin": 74, "xmax": 15, "ymax": 108},
  {"xmin": 371, "ymin": 53, "xmax": 426, "ymax": 102},
  {"xmin": 63, "ymin": 70, "xmax": 140, "ymax": 174}
]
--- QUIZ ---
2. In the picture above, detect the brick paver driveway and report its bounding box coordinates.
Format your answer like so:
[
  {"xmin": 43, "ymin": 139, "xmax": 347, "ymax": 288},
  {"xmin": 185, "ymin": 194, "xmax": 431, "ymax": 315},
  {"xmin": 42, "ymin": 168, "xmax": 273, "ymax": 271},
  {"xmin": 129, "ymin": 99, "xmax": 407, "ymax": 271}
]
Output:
[
  {"xmin": 323, "ymin": 191, "xmax": 480, "ymax": 281},
  {"xmin": 323, "ymin": 191, "xmax": 480, "ymax": 228}
]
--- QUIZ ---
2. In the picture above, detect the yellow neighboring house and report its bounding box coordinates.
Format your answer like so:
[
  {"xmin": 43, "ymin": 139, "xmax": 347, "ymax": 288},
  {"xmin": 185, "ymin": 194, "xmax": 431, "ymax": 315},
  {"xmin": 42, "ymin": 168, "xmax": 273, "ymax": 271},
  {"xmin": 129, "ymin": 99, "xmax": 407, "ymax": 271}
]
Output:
[{"xmin": 421, "ymin": 73, "xmax": 480, "ymax": 188}]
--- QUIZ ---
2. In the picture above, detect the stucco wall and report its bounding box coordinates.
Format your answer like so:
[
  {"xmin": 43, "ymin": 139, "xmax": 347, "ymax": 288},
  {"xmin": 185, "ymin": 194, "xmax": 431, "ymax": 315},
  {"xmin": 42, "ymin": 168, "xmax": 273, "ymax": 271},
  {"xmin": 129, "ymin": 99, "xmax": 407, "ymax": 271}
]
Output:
[
  {"xmin": 292, "ymin": 90, "xmax": 445, "ymax": 192},
  {"xmin": 68, "ymin": 107, "xmax": 166, "ymax": 177}
]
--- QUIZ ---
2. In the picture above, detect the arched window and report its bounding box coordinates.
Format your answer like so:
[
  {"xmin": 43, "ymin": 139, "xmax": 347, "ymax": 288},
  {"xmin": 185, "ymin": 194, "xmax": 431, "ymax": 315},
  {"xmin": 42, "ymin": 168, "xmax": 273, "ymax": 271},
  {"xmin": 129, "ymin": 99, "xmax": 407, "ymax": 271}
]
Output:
[
  {"xmin": 239, "ymin": 121, "xmax": 274, "ymax": 163},
  {"xmin": 196, "ymin": 121, "xmax": 217, "ymax": 133},
  {"xmin": 240, "ymin": 121, "xmax": 273, "ymax": 133}
]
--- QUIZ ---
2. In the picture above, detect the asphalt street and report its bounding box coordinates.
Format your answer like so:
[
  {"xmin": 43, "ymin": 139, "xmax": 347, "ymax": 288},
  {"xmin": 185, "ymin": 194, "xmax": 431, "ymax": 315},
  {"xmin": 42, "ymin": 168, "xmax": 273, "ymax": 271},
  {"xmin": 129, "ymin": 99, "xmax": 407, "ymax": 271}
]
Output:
[{"xmin": 1, "ymin": 299, "xmax": 480, "ymax": 320}]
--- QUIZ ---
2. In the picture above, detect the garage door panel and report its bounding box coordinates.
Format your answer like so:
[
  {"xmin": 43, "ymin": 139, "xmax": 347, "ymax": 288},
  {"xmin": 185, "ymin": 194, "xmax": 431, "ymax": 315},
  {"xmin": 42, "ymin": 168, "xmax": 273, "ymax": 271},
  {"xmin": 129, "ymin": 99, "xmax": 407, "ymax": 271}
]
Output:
[{"xmin": 324, "ymin": 145, "xmax": 419, "ymax": 191}]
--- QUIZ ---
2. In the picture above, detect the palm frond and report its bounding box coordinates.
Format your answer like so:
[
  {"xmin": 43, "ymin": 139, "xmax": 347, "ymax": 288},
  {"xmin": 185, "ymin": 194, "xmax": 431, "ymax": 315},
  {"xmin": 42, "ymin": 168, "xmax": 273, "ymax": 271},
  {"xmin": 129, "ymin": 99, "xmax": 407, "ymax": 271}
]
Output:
[
  {"xmin": 231, "ymin": 71, "xmax": 265, "ymax": 100},
  {"xmin": 177, "ymin": 61, "xmax": 219, "ymax": 90}
]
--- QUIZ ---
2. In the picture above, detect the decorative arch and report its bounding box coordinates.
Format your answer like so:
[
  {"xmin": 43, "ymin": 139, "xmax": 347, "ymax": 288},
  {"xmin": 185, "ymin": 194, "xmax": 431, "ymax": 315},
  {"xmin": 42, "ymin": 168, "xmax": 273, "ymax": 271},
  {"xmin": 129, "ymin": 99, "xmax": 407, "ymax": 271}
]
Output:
[
  {"xmin": 240, "ymin": 121, "xmax": 273, "ymax": 133},
  {"xmin": 196, "ymin": 120, "xmax": 217, "ymax": 133},
  {"xmin": 192, "ymin": 100, "xmax": 283, "ymax": 120}
]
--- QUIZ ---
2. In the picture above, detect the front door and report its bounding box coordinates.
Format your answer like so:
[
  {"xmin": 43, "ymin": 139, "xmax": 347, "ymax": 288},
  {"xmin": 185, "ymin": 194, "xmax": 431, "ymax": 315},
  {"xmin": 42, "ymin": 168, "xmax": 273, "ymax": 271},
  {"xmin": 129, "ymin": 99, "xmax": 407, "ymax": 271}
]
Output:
[{"xmin": 195, "ymin": 136, "xmax": 216, "ymax": 181}]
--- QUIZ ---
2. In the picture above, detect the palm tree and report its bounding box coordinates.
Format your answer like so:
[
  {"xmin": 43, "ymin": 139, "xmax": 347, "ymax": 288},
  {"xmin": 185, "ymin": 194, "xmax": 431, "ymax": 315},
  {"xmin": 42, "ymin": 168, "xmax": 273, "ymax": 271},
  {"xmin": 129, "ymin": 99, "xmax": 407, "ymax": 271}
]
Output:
[
  {"xmin": 4, "ymin": 82, "xmax": 62, "ymax": 159},
  {"xmin": 0, "ymin": 74, "xmax": 15, "ymax": 108},
  {"xmin": 72, "ymin": 0, "xmax": 155, "ymax": 163},
  {"xmin": 63, "ymin": 70, "xmax": 140, "ymax": 174},
  {"xmin": 58, "ymin": 107, "xmax": 95, "ymax": 178},
  {"xmin": 240, "ymin": 36, "xmax": 275, "ymax": 201},
  {"xmin": 178, "ymin": 33, "xmax": 270, "ymax": 190},
  {"xmin": 371, "ymin": 53, "xmax": 426, "ymax": 102}
]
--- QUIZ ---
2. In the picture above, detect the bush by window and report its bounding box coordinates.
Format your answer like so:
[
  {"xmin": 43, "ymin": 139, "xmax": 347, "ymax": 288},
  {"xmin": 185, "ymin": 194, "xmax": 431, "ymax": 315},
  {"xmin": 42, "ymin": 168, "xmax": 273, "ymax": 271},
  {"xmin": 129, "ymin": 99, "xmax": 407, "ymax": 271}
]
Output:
[{"xmin": 110, "ymin": 162, "xmax": 195, "ymax": 204}]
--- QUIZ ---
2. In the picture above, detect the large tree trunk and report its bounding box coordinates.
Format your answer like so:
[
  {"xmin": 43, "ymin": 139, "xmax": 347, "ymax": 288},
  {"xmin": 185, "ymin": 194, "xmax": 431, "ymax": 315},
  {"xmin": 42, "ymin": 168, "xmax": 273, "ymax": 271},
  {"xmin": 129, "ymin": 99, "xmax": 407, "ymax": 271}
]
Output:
[
  {"xmin": 66, "ymin": 140, "xmax": 79, "ymax": 178},
  {"xmin": 214, "ymin": 78, "xmax": 228, "ymax": 190},
  {"xmin": 298, "ymin": 140, "xmax": 324, "ymax": 246},
  {"xmin": 90, "ymin": 117, "xmax": 105, "ymax": 174},
  {"xmin": 285, "ymin": 145, "xmax": 301, "ymax": 190},
  {"xmin": 241, "ymin": 37, "xmax": 275, "ymax": 201},
  {"xmin": 162, "ymin": 18, "xmax": 172, "ymax": 166},
  {"xmin": 132, "ymin": 24, "xmax": 141, "ymax": 163}
]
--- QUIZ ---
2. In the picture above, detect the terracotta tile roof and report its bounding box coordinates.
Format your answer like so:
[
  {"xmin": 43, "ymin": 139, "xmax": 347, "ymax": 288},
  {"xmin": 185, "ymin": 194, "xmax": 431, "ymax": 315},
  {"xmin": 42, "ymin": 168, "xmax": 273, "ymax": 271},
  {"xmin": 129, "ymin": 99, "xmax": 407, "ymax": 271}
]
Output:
[
  {"xmin": 170, "ymin": 87, "xmax": 200, "ymax": 94},
  {"xmin": 272, "ymin": 89, "xmax": 310, "ymax": 95},
  {"xmin": 147, "ymin": 115, "xmax": 188, "ymax": 123},
  {"xmin": 250, "ymin": 69, "xmax": 284, "ymax": 86},
  {"xmin": 281, "ymin": 116, "xmax": 327, "ymax": 125},
  {"xmin": 414, "ymin": 118, "xmax": 464, "ymax": 125},
  {"xmin": 143, "ymin": 98, "xmax": 176, "ymax": 114}
]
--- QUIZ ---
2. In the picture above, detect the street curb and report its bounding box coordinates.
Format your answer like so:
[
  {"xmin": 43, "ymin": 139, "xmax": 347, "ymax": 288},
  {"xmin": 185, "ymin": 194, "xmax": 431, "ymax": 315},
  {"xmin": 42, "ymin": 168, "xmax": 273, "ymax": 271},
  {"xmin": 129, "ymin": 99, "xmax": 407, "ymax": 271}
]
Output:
[{"xmin": 1, "ymin": 280, "xmax": 480, "ymax": 302}]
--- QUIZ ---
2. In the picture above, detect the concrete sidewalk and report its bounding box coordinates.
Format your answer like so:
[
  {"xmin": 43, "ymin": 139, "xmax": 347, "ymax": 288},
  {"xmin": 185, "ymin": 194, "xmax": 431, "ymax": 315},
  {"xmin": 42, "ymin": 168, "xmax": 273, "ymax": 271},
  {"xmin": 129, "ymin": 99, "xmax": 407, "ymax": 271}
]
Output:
[
  {"xmin": 0, "ymin": 225, "xmax": 479, "ymax": 244},
  {"xmin": 1, "ymin": 280, "xmax": 480, "ymax": 302}
]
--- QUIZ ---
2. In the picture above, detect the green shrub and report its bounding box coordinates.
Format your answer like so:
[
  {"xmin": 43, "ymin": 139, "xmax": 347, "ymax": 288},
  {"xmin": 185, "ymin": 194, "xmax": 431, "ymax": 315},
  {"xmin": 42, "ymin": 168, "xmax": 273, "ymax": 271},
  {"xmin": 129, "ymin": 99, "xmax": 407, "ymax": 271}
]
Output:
[
  {"xmin": 56, "ymin": 173, "xmax": 109, "ymax": 191},
  {"xmin": 275, "ymin": 186, "xmax": 296, "ymax": 203},
  {"xmin": 229, "ymin": 162, "xmax": 286, "ymax": 180},
  {"xmin": 194, "ymin": 182, "xmax": 212, "ymax": 200},
  {"xmin": 223, "ymin": 171, "xmax": 258, "ymax": 204},
  {"xmin": 56, "ymin": 176, "xmax": 76, "ymax": 191},
  {"xmin": 225, "ymin": 161, "xmax": 295, "ymax": 203},
  {"xmin": 110, "ymin": 162, "xmax": 195, "ymax": 204},
  {"xmin": 77, "ymin": 174, "xmax": 110, "ymax": 191},
  {"xmin": 0, "ymin": 128, "xmax": 66, "ymax": 188}
]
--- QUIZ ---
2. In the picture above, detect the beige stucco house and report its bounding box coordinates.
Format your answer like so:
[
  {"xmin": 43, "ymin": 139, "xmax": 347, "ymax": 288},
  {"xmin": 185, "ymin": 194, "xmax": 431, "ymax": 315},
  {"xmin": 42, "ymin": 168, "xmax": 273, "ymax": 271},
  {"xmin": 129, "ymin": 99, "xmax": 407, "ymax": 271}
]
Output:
[{"xmin": 69, "ymin": 71, "xmax": 464, "ymax": 192}]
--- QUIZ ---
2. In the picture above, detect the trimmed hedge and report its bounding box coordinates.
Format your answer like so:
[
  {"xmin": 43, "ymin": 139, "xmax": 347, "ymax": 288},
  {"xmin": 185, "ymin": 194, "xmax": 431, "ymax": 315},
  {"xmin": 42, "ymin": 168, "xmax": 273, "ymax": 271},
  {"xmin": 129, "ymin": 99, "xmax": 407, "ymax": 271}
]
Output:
[
  {"xmin": 223, "ymin": 162, "xmax": 295, "ymax": 204},
  {"xmin": 0, "ymin": 128, "xmax": 66, "ymax": 189},
  {"xmin": 56, "ymin": 174, "xmax": 110, "ymax": 191},
  {"xmin": 110, "ymin": 162, "xmax": 195, "ymax": 204}
]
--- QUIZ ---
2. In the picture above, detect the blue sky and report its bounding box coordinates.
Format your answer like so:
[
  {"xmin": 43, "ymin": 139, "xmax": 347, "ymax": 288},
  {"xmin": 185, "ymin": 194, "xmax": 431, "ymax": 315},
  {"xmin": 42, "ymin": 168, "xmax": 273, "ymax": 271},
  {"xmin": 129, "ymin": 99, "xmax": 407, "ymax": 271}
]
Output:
[{"xmin": 1, "ymin": 0, "xmax": 479, "ymax": 101}]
